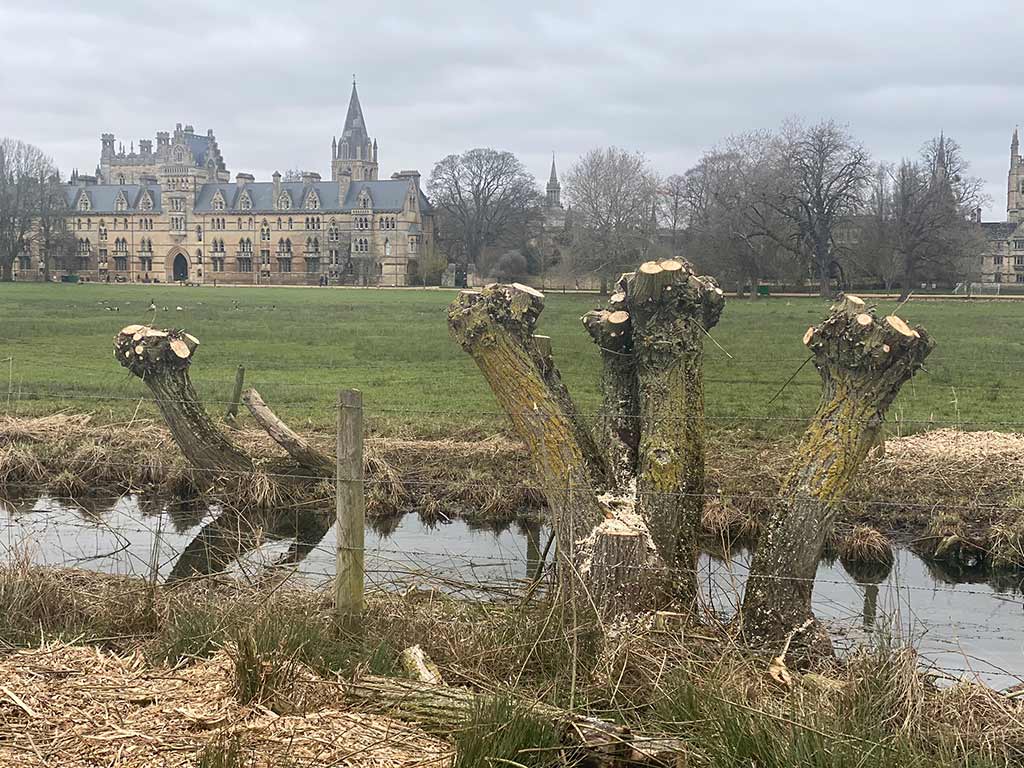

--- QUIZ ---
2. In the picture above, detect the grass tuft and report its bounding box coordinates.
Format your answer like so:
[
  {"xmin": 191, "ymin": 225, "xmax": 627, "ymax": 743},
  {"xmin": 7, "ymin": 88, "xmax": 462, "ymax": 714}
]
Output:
[{"xmin": 453, "ymin": 695, "xmax": 564, "ymax": 768}]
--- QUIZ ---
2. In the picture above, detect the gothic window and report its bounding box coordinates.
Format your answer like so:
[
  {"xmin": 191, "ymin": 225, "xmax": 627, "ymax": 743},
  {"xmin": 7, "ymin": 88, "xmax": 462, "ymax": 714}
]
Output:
[
  {"xmin": 77, "ymin": 194, "xmax": 90, "ymax": 211},
  {"xmin": 173, "ymin": 146, "xmax": 185, "ymax": 163},
  {"xmin": 409, "ymin": 236, "xmax": 419, "ymax": 254},
  {"xmin": 115, "ymin": 193, "xmax": 127, "ymax": 212},
  {"xmin": 277, "ymin": 217, "xmax": 283, "ymax": 229},
  {"xmin": 171, "ymin": 198, "xmax": 184, "ymax": 212},
  {"xmin": 212, "ymin": 192, "xmax": 225, "ymax": 211},
  {"xmin": 196, "ymin": 225, "xmax": 203, "ymax": 242},
  {"xmin": 117, "ymin": 174, "xmax": 125, "ymax": 185},
  {"xmin": 328, "ymin": 224, "xmax": 339, "ymax": 243},
  {"xmin": 260, "ymin": 222, "xmax": 271, "ymax": 241},
  {"xmin": 384, "ymin": 239, "xmax": 391, "ymax": 257},
  {"xmin": 139, "ymin": 193, "xmax": 152, "ymax": 212},
  {"xmin": 359, "ymin": 192, "xmax": 371, "ymax": 209},
  {"xmin": 288, "ymin": 217, "xmax": 293, "ymax": 230},
  {"xmin": 278, "ymin": 192, "xmax": 292, "ymax": 210},
  {"xmin": 248, "ymin": 217, "xmax": 254, "ymax": 230},
  {"xmin": 305, "ymin": 191, "xmax": 320, "ymax": 210},
  {"xmin": 239, "ymin": 192, "xmax": 252, "ymax": 210},
  {"xmin": 98, "ymin": 221, "xmax": 108, "ymax": 241}
]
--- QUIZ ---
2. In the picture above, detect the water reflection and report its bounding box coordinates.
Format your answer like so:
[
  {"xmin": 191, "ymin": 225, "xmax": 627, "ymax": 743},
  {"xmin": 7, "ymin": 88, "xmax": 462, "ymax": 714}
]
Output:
[{"xmin": 2, "ymin": 494, "xmax": 1023, "ymax": 688}]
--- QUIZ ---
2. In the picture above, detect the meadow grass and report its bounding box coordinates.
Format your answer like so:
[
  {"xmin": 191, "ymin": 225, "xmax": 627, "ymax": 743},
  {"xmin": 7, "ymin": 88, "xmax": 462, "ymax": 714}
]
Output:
[{"xmin": 1, "ymin": 282, "xmax": 1022, "ymax": 437}]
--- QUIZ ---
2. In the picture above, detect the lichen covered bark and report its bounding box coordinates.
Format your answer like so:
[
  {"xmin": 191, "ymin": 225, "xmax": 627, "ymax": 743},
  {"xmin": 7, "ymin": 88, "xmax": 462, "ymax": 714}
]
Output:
[
  {"xmin": 741, "ymin": 297, "xmax": 933, "ymax": 648},
  {"xmin": 448, "ymin": 286, "xmax": 609, "ymax": 605},
  {"xmin": 585, "ymin": 262, "xmax": 724, "ymax": 601},
  {"xmin": 113, "ymin": 325, "xmax": 252, "ymax": 476}
]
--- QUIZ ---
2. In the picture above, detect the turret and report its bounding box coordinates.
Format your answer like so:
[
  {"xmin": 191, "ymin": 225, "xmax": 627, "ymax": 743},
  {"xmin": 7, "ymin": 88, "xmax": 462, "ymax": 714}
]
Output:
[{"xmin": 101, "ymin": 133, "xmax": 115, "ymax": 158}]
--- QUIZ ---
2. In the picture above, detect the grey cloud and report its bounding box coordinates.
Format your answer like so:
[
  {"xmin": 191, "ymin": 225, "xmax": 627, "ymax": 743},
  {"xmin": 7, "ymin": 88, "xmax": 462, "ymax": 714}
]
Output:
[{"xmin": 2, "ymin": 0, "xmax": 1023, "ymax": 216}]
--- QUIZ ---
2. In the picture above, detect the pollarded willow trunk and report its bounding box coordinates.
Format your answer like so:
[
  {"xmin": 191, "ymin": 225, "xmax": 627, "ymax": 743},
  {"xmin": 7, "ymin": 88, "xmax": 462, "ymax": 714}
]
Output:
[
  {"xmin": 114, "ymin": 325, "xmax": 339, "ymax": 579},
  {"xmin": 740, "ymin": 296, "xmax": 933, "ymax": 649},
  {"xmin": 449, "ymin": 262, "xmax": 723, "ymax": 615},
  {"xmin": 114, "ymin": 325, "xmax": 253, "ymax": 476},
  {"xmin": 584, "ymin": 261, "xmax": 724, "ymax": 601},
  {"xmin": 449, "ymin": 284, "xmax": 663, "ymax": 615}
]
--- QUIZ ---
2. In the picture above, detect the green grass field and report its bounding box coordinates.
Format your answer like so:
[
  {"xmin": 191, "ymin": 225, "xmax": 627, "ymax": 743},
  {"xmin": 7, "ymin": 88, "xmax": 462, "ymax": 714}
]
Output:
[{"xmin": 1, "ymin": 282, "xmax": 1022, "ymax": 437}]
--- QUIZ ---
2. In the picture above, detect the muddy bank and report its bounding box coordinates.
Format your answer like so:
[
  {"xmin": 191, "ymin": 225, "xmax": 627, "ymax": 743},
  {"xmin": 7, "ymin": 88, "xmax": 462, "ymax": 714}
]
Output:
[{"xmin": 2, "ymin": 415, "xmax": 1023, "ymax": 571}]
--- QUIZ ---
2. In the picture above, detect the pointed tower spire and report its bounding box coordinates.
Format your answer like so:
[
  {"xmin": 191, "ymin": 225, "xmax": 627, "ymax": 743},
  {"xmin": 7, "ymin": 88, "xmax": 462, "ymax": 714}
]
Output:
[
  {"xmin": 1012, "ymin": 126, "xmax": 1019, "ymax": 160},
  {"xmin": 333, "ymin": 76, "xmax": 378, "ymax": 181},
  {"xmin": 546, "ymin": 153, "xmax": 561, "ymax": 209}
]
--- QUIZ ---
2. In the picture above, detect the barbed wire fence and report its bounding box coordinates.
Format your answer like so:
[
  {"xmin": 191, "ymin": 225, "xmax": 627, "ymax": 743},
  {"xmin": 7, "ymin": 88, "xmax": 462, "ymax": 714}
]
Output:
[{"xmin": 1, "ymin": 357, "xmax": 1024, "ymax": 690}]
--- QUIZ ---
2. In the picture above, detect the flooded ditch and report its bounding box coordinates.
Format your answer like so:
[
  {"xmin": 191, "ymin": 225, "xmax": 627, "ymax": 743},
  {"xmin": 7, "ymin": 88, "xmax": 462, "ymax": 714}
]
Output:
[{"xmin": 2, "ymin": 492, "xmax": 1022, "ymax": 689}]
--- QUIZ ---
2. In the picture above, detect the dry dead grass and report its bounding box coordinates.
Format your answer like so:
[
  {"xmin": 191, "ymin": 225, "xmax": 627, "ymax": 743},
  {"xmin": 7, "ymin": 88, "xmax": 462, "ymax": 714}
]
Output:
[{"xmin": 0, "ymin": 643, "xmax": 450, "ymax": 768}]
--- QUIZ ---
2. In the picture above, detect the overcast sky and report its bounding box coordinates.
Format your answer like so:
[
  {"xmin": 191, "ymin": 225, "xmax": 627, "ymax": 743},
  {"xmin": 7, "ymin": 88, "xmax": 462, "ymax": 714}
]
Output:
[{"xmin": 2, "ymin": 1, "xmax": 1022, "ymax": 217}]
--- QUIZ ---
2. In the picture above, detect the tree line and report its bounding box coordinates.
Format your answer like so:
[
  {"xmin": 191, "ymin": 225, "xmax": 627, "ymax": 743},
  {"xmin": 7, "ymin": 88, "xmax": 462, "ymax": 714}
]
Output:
[
  {"xmin": 427, "ymin": 119, "xmax": 988, "ymax": 296},
  {"xmin": 0, "ymin": 138, "xmax": 76, "ymax": 282}
]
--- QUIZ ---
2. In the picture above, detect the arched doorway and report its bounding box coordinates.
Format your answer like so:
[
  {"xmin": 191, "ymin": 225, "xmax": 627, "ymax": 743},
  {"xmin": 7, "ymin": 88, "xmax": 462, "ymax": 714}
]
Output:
[{"xmin": 172, "ymin": 253, "xmax": 188, "ymax": 282}]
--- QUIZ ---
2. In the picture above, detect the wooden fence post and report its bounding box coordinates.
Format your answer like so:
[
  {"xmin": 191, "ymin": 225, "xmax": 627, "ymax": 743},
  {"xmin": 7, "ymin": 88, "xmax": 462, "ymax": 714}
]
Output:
[
  {"xmin": 225, "ymin": 365, "xmax": 245, "ymax": 421},
  {"xmin": 336, "ymin": 388, "xmax": 365, "ymax": 625}
]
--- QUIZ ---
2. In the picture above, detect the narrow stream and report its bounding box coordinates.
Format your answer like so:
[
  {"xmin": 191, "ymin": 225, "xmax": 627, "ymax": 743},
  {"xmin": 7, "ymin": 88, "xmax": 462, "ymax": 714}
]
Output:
[{"xmin": 2, "ymin": 494, "xmax": 1022, "ymax": 689}]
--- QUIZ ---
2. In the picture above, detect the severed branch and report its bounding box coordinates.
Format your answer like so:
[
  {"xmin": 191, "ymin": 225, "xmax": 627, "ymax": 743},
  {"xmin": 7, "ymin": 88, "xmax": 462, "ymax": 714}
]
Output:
[{"xmin": 242, "ymin": 387, "xmax": 334, "ymax": 476}]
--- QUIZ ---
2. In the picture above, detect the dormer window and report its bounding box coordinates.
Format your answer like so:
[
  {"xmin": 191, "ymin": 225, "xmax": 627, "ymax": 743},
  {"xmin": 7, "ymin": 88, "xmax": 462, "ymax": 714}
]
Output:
[
  {"xmin": 239, "ymin": 192, "xmax": 252, "ymax": 210},
  {"xmin": 305, "ymin": 191, "xmax": 320, "ymax": 210},
  {"xmin": 77, "ymin": 193, "xmax": 91, "ymax": 212},
  {"xmin": 139, "ymin": 193, "xmax": 153, "ymax": 212},
  {"xmin": 359, "ymin": 192, "xmax": 371, "ymax": 209},
  {"xmin": 173, "ymin": 146, "xmax": 185, "ymax": 163},
  {"xmin": 278, "ymin": 192, "xmax": 292, "ymax": 210},
  {"xmin": 115, "ymin": 193, "xmax": 127, "ymax": 212}
]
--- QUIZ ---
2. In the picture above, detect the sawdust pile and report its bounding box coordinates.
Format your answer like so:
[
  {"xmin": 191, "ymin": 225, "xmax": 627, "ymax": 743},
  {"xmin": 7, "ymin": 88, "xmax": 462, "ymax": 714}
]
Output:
[{"xmin": 0, "ymin": 643, "xmax": 450, "ymax": 768}]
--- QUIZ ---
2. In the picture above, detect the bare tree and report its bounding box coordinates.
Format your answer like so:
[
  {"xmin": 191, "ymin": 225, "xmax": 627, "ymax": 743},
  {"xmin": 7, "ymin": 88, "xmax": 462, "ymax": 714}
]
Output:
[
  {"xmin": 0, "ymin": 138, "xmax": 53, "ymax": 282},
  {"xmin": 564, "ymin": 147, "xmax": 659, "ymax": 290},
  {"xmin": 679, "ymin": 133, "xmax": 794, "ymax": 295},
  {"xmin": 427, "ymin": 148, "xmax": 541, "ymax": 269},
  {"xmin": 32, "ymin": 170, "xmax": 75, "ymax": 281},
  {"xmin": 764, "ymin": 120, "xmax": 872, "ymax": 296},
  {"xmin": 659, "ymin": 174, "xmax": 688, "ymax": 256}
]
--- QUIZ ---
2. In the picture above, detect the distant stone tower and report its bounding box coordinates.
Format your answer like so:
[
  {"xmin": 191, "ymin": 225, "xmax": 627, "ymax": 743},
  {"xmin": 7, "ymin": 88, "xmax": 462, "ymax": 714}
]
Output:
[
  {"xmin": 332, "ymin": 79, "xmax": 379, "ymax": 182},
  {"xmin": 1009, "ymin": 127, "xmax": 1022, "ymax": 224},
  {"xmin": 546, "ymin": 154, "xmax": 562, "ymax": 209}
]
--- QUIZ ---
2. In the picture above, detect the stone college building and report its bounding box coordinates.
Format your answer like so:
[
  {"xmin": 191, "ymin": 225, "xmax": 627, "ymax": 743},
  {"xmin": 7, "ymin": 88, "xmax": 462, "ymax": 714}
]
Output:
[
  {"xmin": 980, "ymin": 128, "xmax": 1024, "ymax": 285},
  {"xmin": 53, "ymin": 83, "xmax": 434, "ymax": 286}
]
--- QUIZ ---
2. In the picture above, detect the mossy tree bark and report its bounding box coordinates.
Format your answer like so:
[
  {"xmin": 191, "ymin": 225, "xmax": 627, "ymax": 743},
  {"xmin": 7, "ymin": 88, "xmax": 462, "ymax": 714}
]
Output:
[
  {"xmin": 583, "ymin": 261, "xmax": 724, "ymax": 601},
  {"xmin": 114, "ymin": 325, "xmax": 339, "ymax": 579},
  {"xmin": 114, "ymin": 325, "xmax": 252, "ymax": 477},
  {"xmin": 740, "ymin": 296, "xmax": 933, "ymax": 649},
  {"xmin": 449, "ymin": 264, "xmax": 724, "ymax": 615}
]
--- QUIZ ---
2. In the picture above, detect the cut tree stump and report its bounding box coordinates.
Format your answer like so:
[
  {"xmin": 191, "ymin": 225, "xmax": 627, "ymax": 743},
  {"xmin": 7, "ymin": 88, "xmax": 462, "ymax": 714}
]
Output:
[{"xmin": 740, "ymin": 295, "xmax": 933, "ymax": 651}]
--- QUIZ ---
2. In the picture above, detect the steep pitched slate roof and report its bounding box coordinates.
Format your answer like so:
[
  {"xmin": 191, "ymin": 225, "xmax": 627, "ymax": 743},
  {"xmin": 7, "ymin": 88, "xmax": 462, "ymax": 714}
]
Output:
[
  {"xmin": 981, "ymin": 221, "xmax": 1021, "ymax": 241},
  {"xmin": 194, "ymin": 180, "xmax": 428, "ymax": 214},
  {"xmin": 64, "ymin": 184, "xmax": 163, "ymax": 213}
]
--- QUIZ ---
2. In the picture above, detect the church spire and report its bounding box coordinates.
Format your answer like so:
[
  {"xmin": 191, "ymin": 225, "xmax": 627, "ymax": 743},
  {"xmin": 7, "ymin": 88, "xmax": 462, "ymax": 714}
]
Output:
[
  {"xmin": 546, "ymin": 154, "xmax": 561, "ymax": 208},
  {"xmin": 332, "ymin": 76, "xmax": 378, "ymax": 181},
  {"xmin": 1013, "ymin": 127, "xmax": 1019, "ymax": 161}
]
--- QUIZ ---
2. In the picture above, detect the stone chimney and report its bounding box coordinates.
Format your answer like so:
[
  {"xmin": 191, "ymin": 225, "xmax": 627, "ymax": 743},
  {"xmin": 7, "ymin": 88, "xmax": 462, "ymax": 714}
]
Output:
[
  {"xmin": 235, "ymin": 173, "xmax": 254, "ymax": 187},
  {"xmin": 272, "ymin": 171, "xmax": 281, "ymax": 202},
  {"xmin": 391, "ymin": 170, "xmax": 422, "ymax": 189},
  {"xmin": 301, "ymin": 171, "xmax": 322, "ymax": 185}
]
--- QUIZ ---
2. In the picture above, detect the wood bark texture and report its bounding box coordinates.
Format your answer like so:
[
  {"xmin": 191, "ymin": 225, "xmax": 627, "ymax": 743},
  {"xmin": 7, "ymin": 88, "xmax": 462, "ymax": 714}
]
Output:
[
  {"xmin": 585, "ymin": 260, "xmax": 725, "ymax": 602},
  {"xmin": 345, "ymin": 674, "xmax": 685, "ymax": 766},
  {"xmin": 740, "ymin": 296, "xmax": 933, "ymax": 650},
  {"xmin": 448, "ymin": 285, "xmax": 661, "ymax": 617}
]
